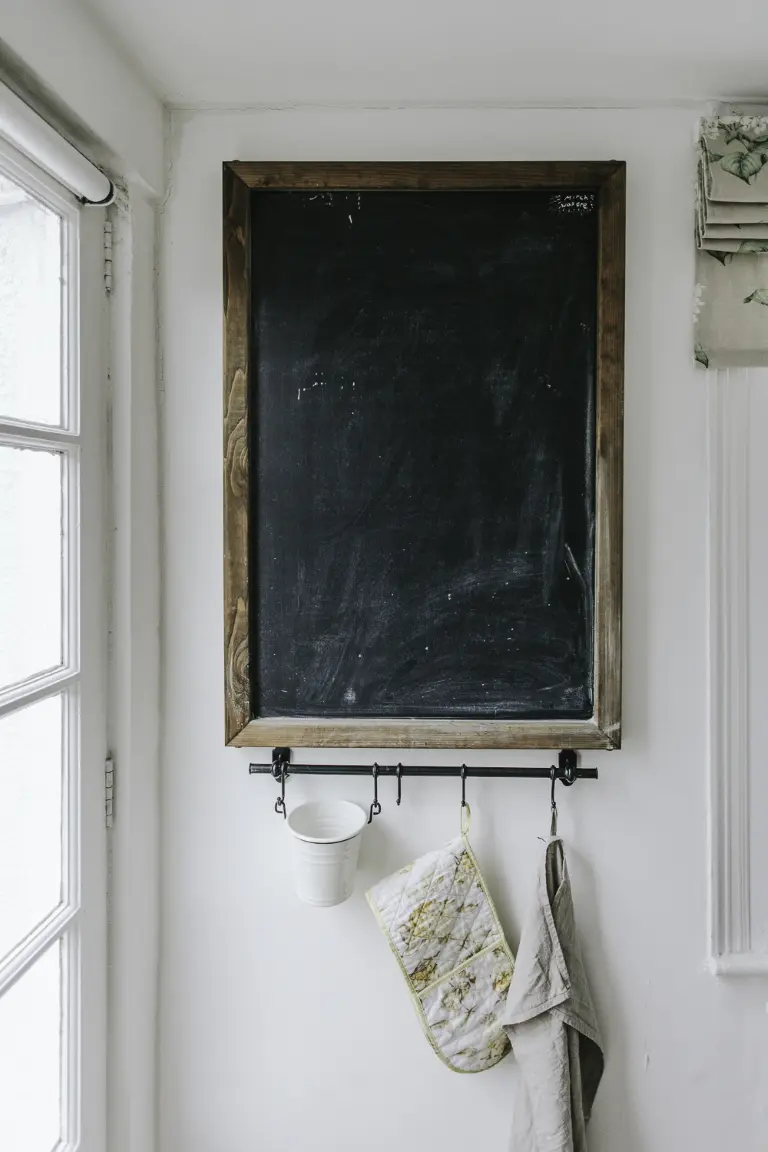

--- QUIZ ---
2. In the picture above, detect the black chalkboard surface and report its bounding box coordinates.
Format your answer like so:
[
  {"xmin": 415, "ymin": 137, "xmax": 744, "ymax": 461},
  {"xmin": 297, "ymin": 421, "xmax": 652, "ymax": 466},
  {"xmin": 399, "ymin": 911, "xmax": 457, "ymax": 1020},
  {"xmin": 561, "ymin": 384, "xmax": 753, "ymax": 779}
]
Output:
[{"xmin": 250, "ymin": 189, "xmax": 597, "ymax": 721}]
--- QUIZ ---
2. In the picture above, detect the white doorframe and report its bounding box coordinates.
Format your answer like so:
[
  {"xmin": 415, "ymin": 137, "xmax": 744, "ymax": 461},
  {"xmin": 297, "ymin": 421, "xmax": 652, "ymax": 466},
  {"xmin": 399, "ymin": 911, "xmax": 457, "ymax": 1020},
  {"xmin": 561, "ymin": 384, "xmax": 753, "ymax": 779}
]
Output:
[
  {"xmin": 105, "ymin": 187, "xmax": 161, "ymax": 1152},
  {"xmin": 78, "ymin": 202, "xmax": 109, "ymax": 1151}
]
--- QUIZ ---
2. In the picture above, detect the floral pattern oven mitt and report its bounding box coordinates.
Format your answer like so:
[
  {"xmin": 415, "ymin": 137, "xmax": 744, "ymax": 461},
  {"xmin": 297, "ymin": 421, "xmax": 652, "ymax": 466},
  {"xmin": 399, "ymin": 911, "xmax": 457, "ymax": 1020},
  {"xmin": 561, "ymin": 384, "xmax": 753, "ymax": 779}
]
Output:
[{"xmin": 367, "ymin": 834, "xmax": 515, "ymax": 1073}]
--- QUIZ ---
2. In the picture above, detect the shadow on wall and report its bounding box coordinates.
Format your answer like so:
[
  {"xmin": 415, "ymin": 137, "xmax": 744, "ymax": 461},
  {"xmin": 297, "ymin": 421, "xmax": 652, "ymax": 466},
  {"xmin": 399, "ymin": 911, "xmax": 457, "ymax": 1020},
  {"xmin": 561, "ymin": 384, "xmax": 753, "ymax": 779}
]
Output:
[{"xmin": 568, "ymin": 844, "xmax": 645, "ymax": 1150}]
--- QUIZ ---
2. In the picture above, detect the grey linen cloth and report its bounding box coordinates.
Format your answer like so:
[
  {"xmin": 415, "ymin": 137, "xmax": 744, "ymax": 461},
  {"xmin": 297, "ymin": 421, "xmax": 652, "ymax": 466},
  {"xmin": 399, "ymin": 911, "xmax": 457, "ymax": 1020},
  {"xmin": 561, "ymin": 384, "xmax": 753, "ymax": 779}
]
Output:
[{"xmin": 500, "ymin": 838, "xmax": 603, "ymax": 1152}]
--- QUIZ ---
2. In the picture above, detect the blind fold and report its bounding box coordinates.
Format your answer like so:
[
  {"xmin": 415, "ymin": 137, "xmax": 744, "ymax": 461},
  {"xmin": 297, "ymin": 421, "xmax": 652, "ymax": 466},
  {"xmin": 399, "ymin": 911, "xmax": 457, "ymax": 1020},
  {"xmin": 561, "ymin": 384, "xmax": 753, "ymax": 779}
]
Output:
[{"xmin": 696, "ymin": 115, "xmax": 768, "ymax": 368}]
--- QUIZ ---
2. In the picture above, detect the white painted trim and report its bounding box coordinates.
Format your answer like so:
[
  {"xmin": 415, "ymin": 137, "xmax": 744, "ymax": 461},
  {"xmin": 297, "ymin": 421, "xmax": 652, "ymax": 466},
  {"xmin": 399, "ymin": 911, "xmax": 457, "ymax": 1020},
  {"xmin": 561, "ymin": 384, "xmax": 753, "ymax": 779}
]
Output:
[
  {"xmin": 62, "ymin": 916, "xmax": 82, "ymax": 1150},
  {"xmin": 707, "ymin": 369, "xmax": 751, "ymax": 963},
  {"xmin": 77, "ymin": 204, "xmax": 109, "ymax": 1152},
  {"xmin": 54, "ymin": 1137, "xmax": 81, "ymax": 1152},
  {"xmin": 106, "ymin": 188, "xmax": 160, "ymax": 1152},
  {"xmin": 0, "ymin": 903, "xmax": 79, "ymax": 997},
  {"xmin": 0, "ymin": 151, "xmax": 109, "ymax": 1149},
  {"xmin": 0, "ymin": 420, "xmax": 81, "ymax": 446},
  {"xmin": 62, "ymin": 613, "xmax": 82, "ymax": 1152},
  {"xmin": 709, "ymin": 953, "xmax": 768, "ymax": 976},
  {"xmin": 707, "ymin": 368, "xmax": 768, "ymax": 975},
  {"xmin": 0, "ymin": 668, "xmax": 80, "ymax": 719}
]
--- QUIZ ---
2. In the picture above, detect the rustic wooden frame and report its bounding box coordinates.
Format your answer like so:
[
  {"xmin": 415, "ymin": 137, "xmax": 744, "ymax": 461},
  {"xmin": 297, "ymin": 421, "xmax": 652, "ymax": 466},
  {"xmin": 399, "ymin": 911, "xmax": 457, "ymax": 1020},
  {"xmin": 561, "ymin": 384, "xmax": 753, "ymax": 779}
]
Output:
[{"xmin": 223, "ymin": 161, "xmax": 625, "ymax": 749}]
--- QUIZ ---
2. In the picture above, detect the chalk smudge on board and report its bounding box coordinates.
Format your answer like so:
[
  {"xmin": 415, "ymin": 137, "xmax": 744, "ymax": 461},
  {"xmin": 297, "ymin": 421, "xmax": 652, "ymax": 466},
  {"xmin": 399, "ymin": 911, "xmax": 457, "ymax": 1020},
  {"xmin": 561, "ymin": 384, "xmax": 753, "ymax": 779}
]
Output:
[{"xmin": 253, "ymin": 188, "xmax": 597, "ymax": 719}]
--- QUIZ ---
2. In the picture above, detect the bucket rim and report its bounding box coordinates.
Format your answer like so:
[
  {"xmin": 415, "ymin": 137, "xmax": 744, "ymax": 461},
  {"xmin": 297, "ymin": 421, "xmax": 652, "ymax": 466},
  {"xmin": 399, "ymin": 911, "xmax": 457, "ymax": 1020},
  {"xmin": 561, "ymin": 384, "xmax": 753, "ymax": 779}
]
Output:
[{"xmin": 287, "ymin": 799, "xmax": 367, "ymax": 844}]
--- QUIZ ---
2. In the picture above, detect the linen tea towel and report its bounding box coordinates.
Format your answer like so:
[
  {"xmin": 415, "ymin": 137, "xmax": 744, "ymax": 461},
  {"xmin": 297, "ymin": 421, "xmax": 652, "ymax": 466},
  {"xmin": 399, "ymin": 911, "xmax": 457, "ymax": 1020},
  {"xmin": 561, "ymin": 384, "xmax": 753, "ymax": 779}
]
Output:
[{"xmin": 500, "ymin": 837, "xmax": 603, "ymax": 1152}]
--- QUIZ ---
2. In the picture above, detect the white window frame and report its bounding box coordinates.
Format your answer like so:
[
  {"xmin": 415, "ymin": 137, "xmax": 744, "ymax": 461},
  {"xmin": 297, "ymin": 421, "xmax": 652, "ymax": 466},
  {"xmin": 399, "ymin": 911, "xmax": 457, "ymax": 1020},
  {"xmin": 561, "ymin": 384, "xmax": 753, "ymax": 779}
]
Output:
[{"xmin": 0, "ymin": 138, "xmax": 108, "ymax": 1152}]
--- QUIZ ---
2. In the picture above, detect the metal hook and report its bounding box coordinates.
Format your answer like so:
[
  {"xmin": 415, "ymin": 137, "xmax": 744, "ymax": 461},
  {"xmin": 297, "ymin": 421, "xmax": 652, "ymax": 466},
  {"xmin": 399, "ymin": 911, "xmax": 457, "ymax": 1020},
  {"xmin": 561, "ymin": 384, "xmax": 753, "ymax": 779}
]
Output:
[
  {"xmin": 368, "ymin": 763, "xmax": 382, "ymax": 824},
  {"xmin": 460, "ymin": 765, "xmax": 471, "ymax": 835},
  {"xmin": 550, "ymin": 764, "xmax": 558, "ymax": 837},
  {"xmin": 272, "ymin": 748, "xmax": 288, "ymax": 820},
  {"xmin": 396, "ymin": 763, "xmax": 403, "ymax": 806}
]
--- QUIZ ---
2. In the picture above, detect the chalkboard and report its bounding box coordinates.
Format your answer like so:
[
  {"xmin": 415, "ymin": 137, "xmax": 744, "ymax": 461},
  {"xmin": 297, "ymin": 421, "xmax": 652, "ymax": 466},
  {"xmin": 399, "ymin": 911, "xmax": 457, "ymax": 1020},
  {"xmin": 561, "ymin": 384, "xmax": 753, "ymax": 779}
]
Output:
[{"xmin": 223, "ymin": 163, "xmax": 625, "ymax": 748}]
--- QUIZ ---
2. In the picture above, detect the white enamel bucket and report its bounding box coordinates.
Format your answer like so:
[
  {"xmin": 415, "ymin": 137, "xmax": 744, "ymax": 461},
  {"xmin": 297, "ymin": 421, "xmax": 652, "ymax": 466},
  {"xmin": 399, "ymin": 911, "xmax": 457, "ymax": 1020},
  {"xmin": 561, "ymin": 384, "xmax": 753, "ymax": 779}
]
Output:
[{"xmin": 286, "ymin": 800, "xmax": 367, "ymax": 907}]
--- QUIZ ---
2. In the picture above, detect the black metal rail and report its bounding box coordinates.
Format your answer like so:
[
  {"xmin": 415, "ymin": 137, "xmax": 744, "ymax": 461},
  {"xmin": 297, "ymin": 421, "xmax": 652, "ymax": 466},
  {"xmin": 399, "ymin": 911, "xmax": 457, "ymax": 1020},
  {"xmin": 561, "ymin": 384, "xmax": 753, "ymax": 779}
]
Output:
[
  {"xmin": 249, "ymin": 747, "xmax": 598, "ymax": 782},
  {"xmin": 251, "ymin": 748, "xmax": 598, "ymax": 821}
]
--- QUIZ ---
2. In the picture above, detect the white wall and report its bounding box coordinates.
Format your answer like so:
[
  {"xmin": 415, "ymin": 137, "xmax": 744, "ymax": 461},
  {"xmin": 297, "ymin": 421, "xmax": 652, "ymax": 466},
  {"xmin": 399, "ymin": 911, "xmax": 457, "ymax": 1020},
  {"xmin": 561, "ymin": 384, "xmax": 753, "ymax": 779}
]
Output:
[
  {"xmin": 0, "ymin": 0, "xmax": 163, "ymax": 192},
  {"xmin": 160, "ymin": 107, "xmax": 768, "ymax": 1152}
]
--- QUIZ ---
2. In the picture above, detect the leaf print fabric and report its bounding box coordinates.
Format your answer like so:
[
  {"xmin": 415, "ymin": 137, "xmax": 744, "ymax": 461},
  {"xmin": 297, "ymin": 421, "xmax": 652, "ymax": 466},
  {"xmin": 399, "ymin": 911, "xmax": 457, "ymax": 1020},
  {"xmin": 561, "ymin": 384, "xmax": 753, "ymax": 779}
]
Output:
[
  {"xmin": 701, "ymin": 116, "xmax": 768, "ymax": 204},
  {"xmin": 409, "ymin": 957, "xmax": 438, "ymax": 992},
  {"xmin": 694, "ymin": 343, "xmax": 709, "ymax": 368},
  {"xmin": 695, "ymin": 114, "xmax": 768, "ymax": 367},
  {"xmin": 367, "ymin": 836, "xmax": 515, "ymax": 1073},
  {"xmin": 720, "ymin": 149, "xmax": 768, "ymax": 185}
]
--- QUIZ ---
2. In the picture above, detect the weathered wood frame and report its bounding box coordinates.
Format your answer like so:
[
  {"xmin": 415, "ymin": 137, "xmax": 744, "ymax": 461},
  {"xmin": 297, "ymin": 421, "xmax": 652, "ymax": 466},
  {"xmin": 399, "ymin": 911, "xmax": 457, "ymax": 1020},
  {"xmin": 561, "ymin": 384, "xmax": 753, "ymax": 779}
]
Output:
[{"xmin": 223, "ymin": 161, "xmax": 625, "ymax": 749}]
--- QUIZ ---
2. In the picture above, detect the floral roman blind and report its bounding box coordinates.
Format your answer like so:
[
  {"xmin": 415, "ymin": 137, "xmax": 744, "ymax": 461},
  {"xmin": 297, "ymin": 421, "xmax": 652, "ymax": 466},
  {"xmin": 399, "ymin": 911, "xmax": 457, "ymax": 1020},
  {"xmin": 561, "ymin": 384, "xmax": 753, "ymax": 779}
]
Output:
[{"xmin": 695, "ymin": 115, "xmax": 768, "ymax": 368}]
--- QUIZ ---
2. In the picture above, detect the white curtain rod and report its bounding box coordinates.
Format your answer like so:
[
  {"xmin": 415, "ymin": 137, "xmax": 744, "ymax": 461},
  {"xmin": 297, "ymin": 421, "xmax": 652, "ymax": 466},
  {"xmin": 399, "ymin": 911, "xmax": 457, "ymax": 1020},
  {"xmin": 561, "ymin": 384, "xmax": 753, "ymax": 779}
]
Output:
[{"xmin": 0, "ymin": 82, "xmax": 113, "ymax": 205}]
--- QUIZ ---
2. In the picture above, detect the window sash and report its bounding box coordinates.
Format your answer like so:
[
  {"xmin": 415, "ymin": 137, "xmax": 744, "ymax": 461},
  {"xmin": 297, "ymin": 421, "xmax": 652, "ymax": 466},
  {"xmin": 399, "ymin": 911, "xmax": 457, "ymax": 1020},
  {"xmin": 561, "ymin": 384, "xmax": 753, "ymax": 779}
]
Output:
[{"xmin": 0, "ymin": 140, "xmax": 107, "ymax": 1152}]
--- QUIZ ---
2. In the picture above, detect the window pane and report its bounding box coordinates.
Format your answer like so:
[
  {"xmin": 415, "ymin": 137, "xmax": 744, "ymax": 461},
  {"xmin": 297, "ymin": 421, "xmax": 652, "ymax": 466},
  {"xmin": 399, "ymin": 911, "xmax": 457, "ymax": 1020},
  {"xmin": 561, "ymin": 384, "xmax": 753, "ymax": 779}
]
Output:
[
  {"xmin": 0, "ymin": 942, "xmax": 62, "ymax": 1151},
  {"xmin": 0, "ymin": 695, "xmax": 63, "ymax": 962},
  {"xmin": 0, "ymin": 446, "xmax": 63, "ymax": 690},
  {"xmin": 0, "ymin": 174, "xmax": 63, "ymax": 426}
]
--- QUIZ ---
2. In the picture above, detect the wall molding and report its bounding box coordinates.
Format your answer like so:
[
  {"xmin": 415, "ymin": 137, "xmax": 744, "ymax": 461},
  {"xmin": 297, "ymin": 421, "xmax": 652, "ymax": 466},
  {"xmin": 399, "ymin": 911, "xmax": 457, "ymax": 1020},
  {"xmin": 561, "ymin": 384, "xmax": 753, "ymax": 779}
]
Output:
[
  {"xmin": 707, "ymin": 369, "xmax": 768, "ymax": 975},
  {"xmin": 107, "ymin": 189, "xmax": 161, "ymax": 1152}
]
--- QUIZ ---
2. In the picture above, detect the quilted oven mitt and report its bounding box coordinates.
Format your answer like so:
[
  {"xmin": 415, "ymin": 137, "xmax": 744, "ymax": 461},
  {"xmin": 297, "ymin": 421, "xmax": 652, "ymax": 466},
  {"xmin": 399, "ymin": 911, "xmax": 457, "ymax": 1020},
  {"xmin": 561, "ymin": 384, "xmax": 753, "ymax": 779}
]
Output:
[{"xmin": 367, "ymin": 831, "xmax": 514, "ymax": 1073}]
